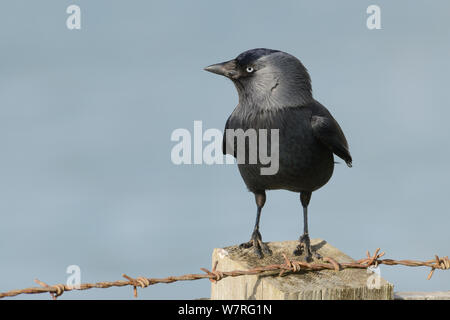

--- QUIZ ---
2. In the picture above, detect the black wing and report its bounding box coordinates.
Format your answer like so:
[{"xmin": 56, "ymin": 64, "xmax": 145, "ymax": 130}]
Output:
[{"xmin": 311, "ymin": 114, "xmax": 352, "ymax": 167}]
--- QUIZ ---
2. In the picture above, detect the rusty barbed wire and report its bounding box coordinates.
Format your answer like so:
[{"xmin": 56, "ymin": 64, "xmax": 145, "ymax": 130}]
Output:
[{"xmin": 0, "ymin": 248, "xmax": 448, "ymax": 299}]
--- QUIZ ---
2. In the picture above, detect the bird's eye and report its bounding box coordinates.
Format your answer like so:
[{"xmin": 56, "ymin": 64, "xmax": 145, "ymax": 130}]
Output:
[{"xmin": 246, "ymin": 67, "xmax": 254, "ymax": 73}]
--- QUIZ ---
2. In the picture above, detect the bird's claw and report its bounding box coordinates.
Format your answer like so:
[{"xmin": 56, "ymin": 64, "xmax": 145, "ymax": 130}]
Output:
[
  {"xmin": 239, "ymin": 230, "xmax": 272, "ymax": 258},
  {"xmin": 293, "ymin": 233, "xmax": 322, "ymax": 262}
]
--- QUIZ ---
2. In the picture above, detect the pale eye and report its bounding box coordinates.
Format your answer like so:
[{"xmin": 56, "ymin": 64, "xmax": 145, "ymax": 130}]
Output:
[{"xmin": 246, "ymin": 66, "xmax": 254, "ymax": 73}]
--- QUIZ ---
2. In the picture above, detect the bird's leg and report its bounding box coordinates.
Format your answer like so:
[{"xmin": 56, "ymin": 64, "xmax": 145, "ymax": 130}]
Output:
[
  {"xmin": 294, "ymin": 191, "xmax": 322, "ymax": 261},
  {"xmin": 239, "ymin": 192, "xmax": 271, "ymax": 258}
]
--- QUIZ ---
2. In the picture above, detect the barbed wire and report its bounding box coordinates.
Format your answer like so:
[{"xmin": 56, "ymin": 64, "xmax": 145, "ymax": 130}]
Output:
[{"xmin": 0, "ymin": 248, "xmax": 448, "ymax": 299}]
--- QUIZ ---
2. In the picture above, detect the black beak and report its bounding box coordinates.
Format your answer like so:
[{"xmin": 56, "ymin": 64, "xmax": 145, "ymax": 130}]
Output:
[{"xmin": 204, "ymin": 59, "xmax": 238, "ymax": 79}]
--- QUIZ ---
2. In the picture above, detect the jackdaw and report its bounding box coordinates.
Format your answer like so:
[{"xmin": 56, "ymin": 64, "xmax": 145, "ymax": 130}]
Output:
[{"xmin": 204, "ymin": 48, "xmax": 352, "ymax": 261}]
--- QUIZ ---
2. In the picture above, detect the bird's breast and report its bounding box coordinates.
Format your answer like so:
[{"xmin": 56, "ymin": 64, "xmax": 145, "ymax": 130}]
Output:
[{"xmin": 227, "ymin": 107, "xmax": 334, "ymax": 192}]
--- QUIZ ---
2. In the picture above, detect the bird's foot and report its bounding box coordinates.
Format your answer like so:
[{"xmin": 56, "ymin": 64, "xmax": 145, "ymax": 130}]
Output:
[
  {"xmin": 293, "ymin": 233, "xmax": 322, "ymax": 262},
  {"xmin": 239, "ymin": 229, "xmax": 272, "ymax": 258}
]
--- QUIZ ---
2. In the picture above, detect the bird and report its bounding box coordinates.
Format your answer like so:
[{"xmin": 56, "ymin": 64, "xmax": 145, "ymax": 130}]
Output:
[{"xmin": 204, "ymin": 48, "xmax": 352, "ymax": 261}]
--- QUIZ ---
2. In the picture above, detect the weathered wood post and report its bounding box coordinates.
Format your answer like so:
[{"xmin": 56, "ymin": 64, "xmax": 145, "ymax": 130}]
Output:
[{"xmin": 211, "ymin": 239, "xmax": 394, "ymax": 300}]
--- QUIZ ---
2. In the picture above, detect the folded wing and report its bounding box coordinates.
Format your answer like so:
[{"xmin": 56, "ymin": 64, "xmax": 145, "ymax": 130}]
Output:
[{"xmin": 311, "ymin": 115, "xmax": 352, "ymax": 167}]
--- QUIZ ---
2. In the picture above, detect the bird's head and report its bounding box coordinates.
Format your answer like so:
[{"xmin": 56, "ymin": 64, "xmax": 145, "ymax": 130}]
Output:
[{"xmin": 204, "ymin": 48, "xmax": 313, "ymax": 109}]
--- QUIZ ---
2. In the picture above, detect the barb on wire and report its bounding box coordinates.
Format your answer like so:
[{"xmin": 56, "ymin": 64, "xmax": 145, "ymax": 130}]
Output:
[{"xmin": 0, "ymin": 248, "xmax": 448, "ymax": 299}]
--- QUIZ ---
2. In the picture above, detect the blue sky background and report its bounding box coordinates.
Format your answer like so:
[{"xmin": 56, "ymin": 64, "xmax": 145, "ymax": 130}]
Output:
[{"xmin": 1, "ymin": 0, "xmax": 449, "ymax": 299}]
